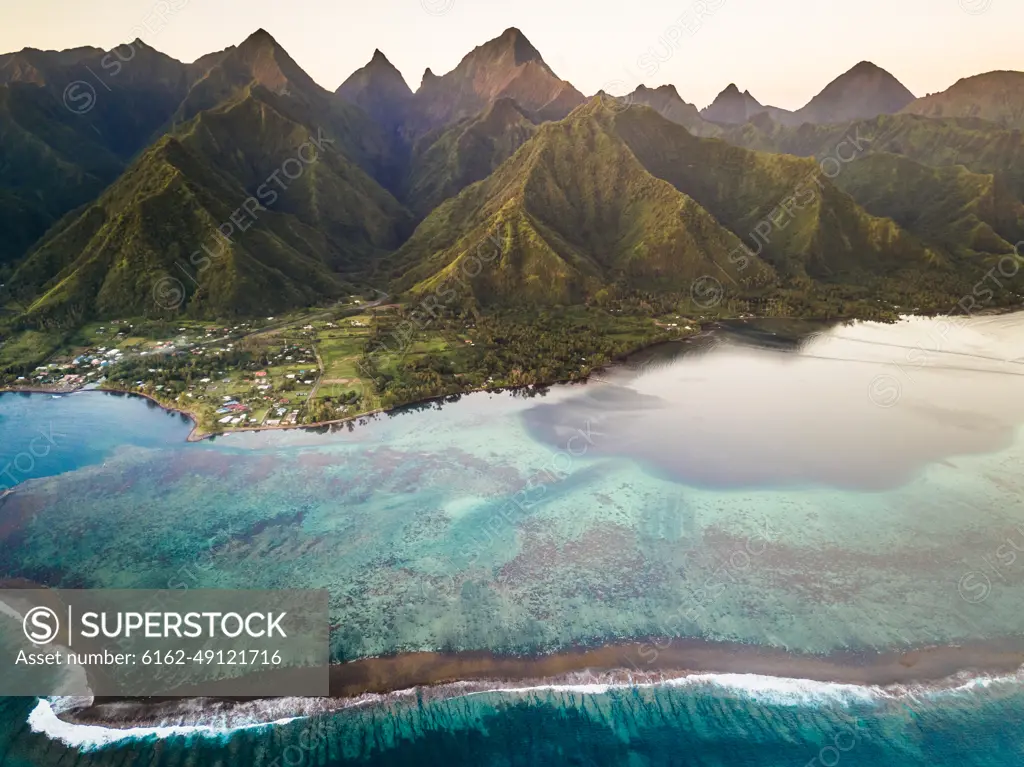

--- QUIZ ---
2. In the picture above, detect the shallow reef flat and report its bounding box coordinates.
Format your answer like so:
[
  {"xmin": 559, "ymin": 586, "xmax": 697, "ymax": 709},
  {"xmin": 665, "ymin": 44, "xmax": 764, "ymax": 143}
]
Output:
[{"xmin": 3, "ymin": 315, "xmax": 1024, "ymax": 662}]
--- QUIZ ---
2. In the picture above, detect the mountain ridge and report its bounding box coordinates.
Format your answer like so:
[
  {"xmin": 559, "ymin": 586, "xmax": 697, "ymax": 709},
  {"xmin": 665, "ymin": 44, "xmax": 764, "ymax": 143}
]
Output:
[
  {"xmin": 902, "ymin": 71, "xmax": 1024, "ymax": 130},
  {"xmin": 406, "ymin": 27, "xmax": 585, "ymax": 134},
  {"xmin": 701, "ymin": 62, "xmax": 915, "ymax": 127},
  {"xmin": 2, "ymin": 27, "xmax": 1023, "ymax": 330},
  {"xmin": 9, "ymin": 86, "xmax": 413, "ymax": 326},
  {"xmin": 384, "ymin": 98, "xmax": 983, "ymax": 312}
]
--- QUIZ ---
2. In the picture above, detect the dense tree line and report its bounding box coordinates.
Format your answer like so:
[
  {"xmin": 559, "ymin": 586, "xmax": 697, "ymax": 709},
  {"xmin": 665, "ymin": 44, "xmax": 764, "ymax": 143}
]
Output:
[
  {"xmin": 361, "ymin": 308, "xmax": 670, "ymax": 408},
  {"xmin": 107, "ymin": 350, "xmax": 258, "ymax": 390}
]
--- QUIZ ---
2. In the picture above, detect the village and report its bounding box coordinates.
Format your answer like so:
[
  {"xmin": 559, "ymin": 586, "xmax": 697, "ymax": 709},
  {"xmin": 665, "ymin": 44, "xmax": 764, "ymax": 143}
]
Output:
[
  {"xmin": 99, "ymin": 319, "xmax": 371, "ymax": 433},
  {"xmin": 1, "ymin": 299, "xmax": 387, "ymax": 434},
  {"xmin": 1, "ymin": 296, "xmax": 693, "ymax": 436}
]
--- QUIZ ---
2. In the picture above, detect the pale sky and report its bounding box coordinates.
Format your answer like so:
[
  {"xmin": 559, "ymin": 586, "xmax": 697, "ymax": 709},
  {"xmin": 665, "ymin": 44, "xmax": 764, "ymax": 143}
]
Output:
[{"xmin": 1, "ymin": 0, "xmax": 1020, "ymax": 110}]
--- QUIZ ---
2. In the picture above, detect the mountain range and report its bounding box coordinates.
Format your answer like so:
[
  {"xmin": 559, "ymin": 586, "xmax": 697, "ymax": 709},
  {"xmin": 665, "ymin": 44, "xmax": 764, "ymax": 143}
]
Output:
[
  {"xmin": 699, "ymin": 61, "xmax": 916, "ymax": 126},
  {"xmin": 1, "ymin": 26, "xmax": 1022, "ymax": 333}
]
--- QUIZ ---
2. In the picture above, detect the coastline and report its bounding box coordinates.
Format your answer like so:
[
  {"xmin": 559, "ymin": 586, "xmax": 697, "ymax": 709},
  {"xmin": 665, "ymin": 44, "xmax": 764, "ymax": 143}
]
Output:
[
  {"xmin": 3, "ymin": 306, "xmax": 1020, "ymax": 443},
  {"xmin": 6, "ymin": 307, "xmax": 1001, "ymax": 442},
  {"xmin": 104, "ymin": 384, "xmax": 555, "ymax": 443},
  {"xmin": 0, "ymin": 358, "xmax": 649, "ymax": 444},
  {"xmin": 0, "ymin": 384, "xmax": 396, "ymax": 443},
  {"xmin": 50, "ymin": 636, "xmax": 1024, "ymax": 731},
  {"xmin": 8, "ymin": 310, "xmax": 1024, "ymax": 740},
  {"xmin": 0, "ymin": 317, "xmax": 713, "ymax": 443},
  {"xmin": 328, "ymin": 636, "xmax": 1024, "ymax": 697},
  {"xmin": 98, "ymin": 388, "xmax": 213, "ymax": 443}
]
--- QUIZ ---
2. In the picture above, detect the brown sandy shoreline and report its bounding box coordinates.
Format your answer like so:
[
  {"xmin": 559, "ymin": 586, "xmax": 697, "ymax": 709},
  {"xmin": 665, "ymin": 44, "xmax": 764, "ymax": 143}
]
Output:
[
  {"xmin": 59, "ymin": 636, "xmax": 1024, "ymax": 713},
  {"xmin": 56, "ymin": 636, "xmax": 1024, "ymax": 729},
  {"xmin": 324, "ymin": 636, "xmax": 1024, "ymax": 697}
]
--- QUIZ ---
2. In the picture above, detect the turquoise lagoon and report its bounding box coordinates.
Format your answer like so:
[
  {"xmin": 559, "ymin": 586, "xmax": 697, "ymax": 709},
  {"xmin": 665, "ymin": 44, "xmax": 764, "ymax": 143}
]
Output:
[{"xmin": 1, "ymin": 314, "xmax": 1024, "ymax": 765}]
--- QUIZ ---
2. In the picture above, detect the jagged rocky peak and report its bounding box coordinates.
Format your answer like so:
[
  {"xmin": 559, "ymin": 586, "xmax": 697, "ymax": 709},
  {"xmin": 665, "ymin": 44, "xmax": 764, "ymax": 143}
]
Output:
[
  {"xmin": 488, "ymin": 27, "xmax": 545, "ymax": 66},
  {"xmin": 338, "ymin": 47, "xmax": 410, "ymax": 93},
  {"xmin": 239, "ymin": 28, "xmax": 279, "ymax": 52},
  {"xmin": 421, "ymin": 67, "xmax": 439, "ymax": 89},
  {"xmin": 701, "ymin": 83, "xmax": 765, "ymax": 123}
]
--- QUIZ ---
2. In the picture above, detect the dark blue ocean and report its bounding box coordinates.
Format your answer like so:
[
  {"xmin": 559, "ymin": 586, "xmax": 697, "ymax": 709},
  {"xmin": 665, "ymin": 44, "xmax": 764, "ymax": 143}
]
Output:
[{"xmin": 2, "ymin": 681, "xmax": 1024, "ymax": 767}]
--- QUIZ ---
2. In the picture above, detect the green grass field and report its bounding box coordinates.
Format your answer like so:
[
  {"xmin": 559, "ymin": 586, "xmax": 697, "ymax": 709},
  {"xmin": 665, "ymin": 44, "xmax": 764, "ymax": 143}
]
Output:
[{"xmin": 0, "ymin": 329, "xmax": 65, "ymax": 375}]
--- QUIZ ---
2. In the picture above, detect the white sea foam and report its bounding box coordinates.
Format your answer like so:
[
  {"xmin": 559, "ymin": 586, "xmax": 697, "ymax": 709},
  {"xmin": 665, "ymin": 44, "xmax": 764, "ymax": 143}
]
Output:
[
  {"xmin": 28, "ymin": 689, "xmax": 422, "ymax": 750},
  {"xmin": 663, "ymin": 672, "xmax": 882, "ymax": 705},
  {"xmin": 457, "ymin": 671, "xmax": 883, "ymax": 706},
  {"xmin": 28, "ymin": 697, "xmax": 304, "ymax": 749},
  {"xmin": 28, "ymin": 665, "xmax": 1024, "ymax": 750},
  {"xmin": 474, "ymin": 666, "xmax": 1024, "ymax": 707}
]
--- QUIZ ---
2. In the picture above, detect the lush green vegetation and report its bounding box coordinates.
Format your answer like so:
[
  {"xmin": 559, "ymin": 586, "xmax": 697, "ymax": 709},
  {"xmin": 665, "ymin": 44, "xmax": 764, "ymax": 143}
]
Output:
[
  {"xmin": 615, "ymin": 105, "xmax": 943, "ymax": 282},
  {"xmin": 725, "ymin": 112, "xmax": 1024, "ymax": 200},
  {"xmin": 0, "ymin": 42, "xmax": 201, "ymax": 266},
  {"xmin": 3, "ymin": 33, "xmax": 411, "ymax": 330},
  {"xmin": 404, "ymin": 98, "xmax": 538, "ymax": 216},
  {"xmin": 384, "ymin": 100, "xmax": 779, "ymax": 306},
  {"xmin": 833, "ymin": 152, "xmax": 1021, "ymax": 260},
  {"xmin": 3, "ymin": 29, "xmax": 1024, "ymax": 415},
  {"xmin": 383, "ymin": 101, "xmax": 1024, "ymax": 313},
  {"xmin": 0, "ymin": 328, "xmax": 66, "ymax": 379},
  {"xmin": 360, "ymin": 306, "xmax": 674, "ymax": 409}
]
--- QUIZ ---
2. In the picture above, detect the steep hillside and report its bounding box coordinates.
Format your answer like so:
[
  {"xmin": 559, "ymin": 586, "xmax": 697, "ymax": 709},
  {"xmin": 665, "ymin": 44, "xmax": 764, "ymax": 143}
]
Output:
[
  {"xmin": 724, "ymin": 112, "xmax": 1024, "ymax": 201},
  {"xmin": 405, "ymin": 97, "xmax": 538, "ymax": 216},
  {"xmin": 614, "ymin": 107, "xmax": 945, "ymax": 283},
  {"xmin": 175, "ymin": 29, "xmax": 402, "ymax": 191},
  {"xmin": 336, "ymin": 49, "xmax": 413, "ymax": 135},
  {"xmin": 10, "ymin": 88, "xmax": 412, "ymax": 326},
  {"xmin": 11, "ymin": 135, "xmax": 348, "ymax": 325},
  {"xmin": 385, "ymin": 99, "xmax": 775, "ymax": 306},
  {"xmin": 902, "ymin": 71, "xmax": 1024, "ymax": 130},
  {"xmin": 44, "ymin": 39, "xmax": 196, "ymax": 151},
  {"xmin": 0, "ymin": 46, "xmax": 105, "ymax": 85},
  {"xmin": 0, "ymin": 40, "xmax": 195, "ymax": 265},
  {"xmin": 388, "ymin": 102, "xmax": 992, "ymax": 310},
  {"xmin": 0, "ymin": 84, "xmax": 122, "ymax": 265},
  {"xmin": 833, "ymin": 152, "xmax": 1023, "ymax": 258}
]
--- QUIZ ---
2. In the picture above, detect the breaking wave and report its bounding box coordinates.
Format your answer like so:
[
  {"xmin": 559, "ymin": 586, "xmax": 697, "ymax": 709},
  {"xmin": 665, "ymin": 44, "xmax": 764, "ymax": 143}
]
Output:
[{"xmin": 28, "ymin": 665, "xmax": 1024, "ymax": 750}]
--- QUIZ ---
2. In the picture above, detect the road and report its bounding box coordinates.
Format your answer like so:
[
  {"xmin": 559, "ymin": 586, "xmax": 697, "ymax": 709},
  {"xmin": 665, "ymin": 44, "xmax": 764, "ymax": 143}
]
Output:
[
  {"xmin": 247, "ymin": 291, "xmax": 391, "ymax": 341},
  {"xmin": 308, "ymin": 345, "xmax": 326, "ymax": 401}
]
